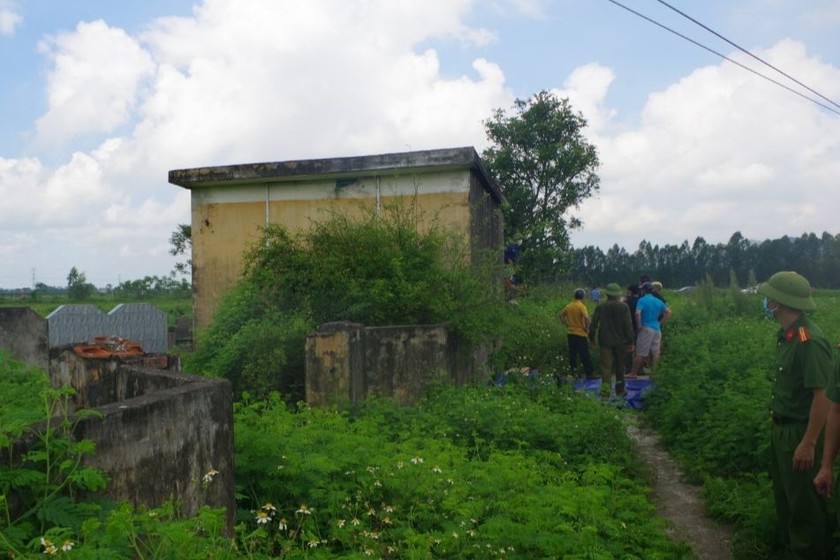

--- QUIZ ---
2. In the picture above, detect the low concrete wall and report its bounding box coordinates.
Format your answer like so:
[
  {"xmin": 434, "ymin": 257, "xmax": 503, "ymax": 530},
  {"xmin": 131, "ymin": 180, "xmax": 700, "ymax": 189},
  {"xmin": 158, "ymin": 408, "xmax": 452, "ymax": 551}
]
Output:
[
  {"xmin": 305, "ymin": 322, "xmax": 482, "ymax": 406},
  {"xmin": 50, "ymin": 350, "xmax": 181, "ymax": 411},
  {"xmin": 1, "ymin": 308, "xmax": 235, "ymax": 529},
  {"xmin": 47, "ymin": 353, "xmax": 236, "ymax": 529}
]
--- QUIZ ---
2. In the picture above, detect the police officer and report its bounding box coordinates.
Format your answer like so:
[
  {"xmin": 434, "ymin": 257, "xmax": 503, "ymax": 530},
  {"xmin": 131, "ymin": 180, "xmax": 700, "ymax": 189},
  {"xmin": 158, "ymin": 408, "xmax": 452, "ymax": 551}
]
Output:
[{"xmin": 758, "ymin": 271, "xmax": 833, "ymax": 559}]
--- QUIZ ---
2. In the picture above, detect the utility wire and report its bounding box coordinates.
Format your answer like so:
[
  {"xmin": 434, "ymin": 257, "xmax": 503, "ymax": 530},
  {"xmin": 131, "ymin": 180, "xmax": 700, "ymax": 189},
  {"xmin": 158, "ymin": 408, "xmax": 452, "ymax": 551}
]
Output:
[
  {"xmin": 655, "ymin": 0, "xmax": 840, "ymax": 111},
  {"xmin": 604, "ymin": 0, "xmax": 840, "ymax": 116}
]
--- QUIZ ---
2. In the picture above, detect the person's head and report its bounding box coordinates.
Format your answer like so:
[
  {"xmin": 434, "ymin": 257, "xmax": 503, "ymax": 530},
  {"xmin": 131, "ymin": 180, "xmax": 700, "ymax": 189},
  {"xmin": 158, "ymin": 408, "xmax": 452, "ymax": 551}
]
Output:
[
  {"xmin": 640, "ymin": 282, "xmax": 654, "ymax": 295},
  {"xmin": 757, "ymin": 271, "xmax": 815, "ymax": 321},
  {"xmin": 605, "ymin": 283, "xmax": 623, "ymax": 299},
  {"xmin": 627, "ymin": 284, "xmax": 640, "ymax": 296},
  {"xmin": 574, "ymin": 288, "xmax": 586, "ymax": 300},
  {"xmin": 652, "ymin": 281, "xmax": 663, "ymax": 293}
]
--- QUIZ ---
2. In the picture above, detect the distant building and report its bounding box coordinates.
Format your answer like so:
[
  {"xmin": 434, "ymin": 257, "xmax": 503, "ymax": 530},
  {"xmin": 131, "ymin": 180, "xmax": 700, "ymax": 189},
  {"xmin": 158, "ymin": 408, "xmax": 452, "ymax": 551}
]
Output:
[{"xmin": 169, "ymin": 147, "xmax": 504, "ymax": 331}]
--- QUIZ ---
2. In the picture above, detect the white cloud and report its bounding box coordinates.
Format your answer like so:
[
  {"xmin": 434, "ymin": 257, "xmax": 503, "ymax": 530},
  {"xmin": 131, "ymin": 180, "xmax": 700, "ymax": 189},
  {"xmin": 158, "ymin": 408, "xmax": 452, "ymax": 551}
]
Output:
[
  {"xmin": 0, "ymin": 5, "xmax": 21, "ymax": 36},
  {"xmin": 35, "ymin": 20, "xmax": 156, "ymax": 144},
  {"xmin": 0, "ymin": 157, "xmax": 45, "ymax": 227},
  {"xmin": 2, "ymin": 0, "xmax": 513, "ymax": 286},
  {"xmin": 120, "ymin": 0, "xmax": 511, "ymax": 171},
  {"xmin": 571, "ymin": 39, "xmax": 840, "ymax": 249},
  {"xmin": 553, "ymin": 63, "xmax": 617, "ymax": 133},
  {"xmin": 4, "ymin": 0, "xmax": 838, "ymax": 288}
]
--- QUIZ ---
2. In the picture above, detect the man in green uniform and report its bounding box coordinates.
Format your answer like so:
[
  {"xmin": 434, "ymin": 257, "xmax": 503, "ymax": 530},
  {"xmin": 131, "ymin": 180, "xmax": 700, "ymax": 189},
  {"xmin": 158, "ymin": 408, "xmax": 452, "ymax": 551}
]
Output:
[
  {"xmin": 758, "ymin": 271, "xmax": 833, "ymax": 559},
  {"xmin": 588, "ymin": 283, "xmax": 635, "ymax": 400}
]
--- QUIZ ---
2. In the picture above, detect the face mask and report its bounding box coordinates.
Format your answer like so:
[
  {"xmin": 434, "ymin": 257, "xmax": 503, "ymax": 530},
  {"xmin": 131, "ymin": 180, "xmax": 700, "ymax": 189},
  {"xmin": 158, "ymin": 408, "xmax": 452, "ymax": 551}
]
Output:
[{"xmin": 762, "ymin": 297, "xmax": 778, "ymax": 319}]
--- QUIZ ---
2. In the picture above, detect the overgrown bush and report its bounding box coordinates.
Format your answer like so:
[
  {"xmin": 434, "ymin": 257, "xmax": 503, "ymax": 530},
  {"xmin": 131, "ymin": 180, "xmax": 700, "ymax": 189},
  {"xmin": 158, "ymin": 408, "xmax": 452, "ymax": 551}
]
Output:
[
  {"xmin": 484, "ymin": 286, "xmax": 568, "ymax": 376},
  {"xmin": 0, "ymin": 356, "xmax": 107, "ymax": 556},
  {"xmin": 231, "ymin": 382, "xmax": 691, "ymax": 559},
  {"xmin": 186, "ymin": 200, "xmax": 503, "ymax": 401}
]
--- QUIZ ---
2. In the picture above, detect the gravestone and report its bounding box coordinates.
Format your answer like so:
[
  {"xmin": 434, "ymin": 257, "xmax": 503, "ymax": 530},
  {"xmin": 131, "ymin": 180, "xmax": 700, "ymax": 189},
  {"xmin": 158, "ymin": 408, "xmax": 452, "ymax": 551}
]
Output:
[{"xmin": 47, "ymin": 304, "xmax": 168, "ymax": 353}]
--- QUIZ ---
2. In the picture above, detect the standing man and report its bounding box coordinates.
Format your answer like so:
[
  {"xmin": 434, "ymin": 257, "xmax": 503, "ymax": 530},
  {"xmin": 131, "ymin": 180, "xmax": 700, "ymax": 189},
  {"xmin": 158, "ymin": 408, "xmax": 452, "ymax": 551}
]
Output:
[
  {"xmin": 759, "ymin": 271, "xmax": 833, "ymax": 559},
  {"xmin": 627, "ymin": 282, "xmax": 670, "ymax": 378},
  {"xmin": 624, "ymin": 284, "xmax": 641, "ymax": 373},
  {"xmin": 560, "ymin": 288, "xmax": 594, "ymax": 379},
  {"xmin": 589, "ymin": 283, "xmax": 635, "ymax": 399},
  {"xmin": 590, "ymin": 286, "xmax": 601, "ymax": 304}
]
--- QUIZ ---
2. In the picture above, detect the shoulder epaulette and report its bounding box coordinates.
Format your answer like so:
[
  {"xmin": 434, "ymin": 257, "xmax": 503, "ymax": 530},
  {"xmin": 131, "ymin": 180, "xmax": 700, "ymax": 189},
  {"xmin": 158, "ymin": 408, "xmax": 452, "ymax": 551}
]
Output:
[
  {"xmin": 784, "ymin": 327, "xmax": 812, "ymax": 343},
  {"xmin": 797, "ymin": 326, "xmax": 810, "ymax": 343}
]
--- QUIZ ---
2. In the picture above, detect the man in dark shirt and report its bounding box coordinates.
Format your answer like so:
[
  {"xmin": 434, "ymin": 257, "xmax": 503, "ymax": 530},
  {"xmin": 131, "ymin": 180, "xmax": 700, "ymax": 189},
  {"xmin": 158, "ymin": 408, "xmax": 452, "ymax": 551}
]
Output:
[{"xmin": 589, "ymin": 283, "xmax": 635, "ymax": 399}]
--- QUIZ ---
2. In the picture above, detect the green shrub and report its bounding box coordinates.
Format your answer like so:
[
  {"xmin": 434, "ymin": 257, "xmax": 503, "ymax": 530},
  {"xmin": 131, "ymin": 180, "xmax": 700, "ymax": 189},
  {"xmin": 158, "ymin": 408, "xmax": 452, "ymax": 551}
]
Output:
[
  {"xmin": 187, "ymin": 201, "xmax": 503, "ymax": 401},
  {"xmin": 0, "ymin": 356, "xmax": 108, "ymax": 557},
  {"xmin": 230, "ymin": 382, "xmax": 691, "ymax": 559}
]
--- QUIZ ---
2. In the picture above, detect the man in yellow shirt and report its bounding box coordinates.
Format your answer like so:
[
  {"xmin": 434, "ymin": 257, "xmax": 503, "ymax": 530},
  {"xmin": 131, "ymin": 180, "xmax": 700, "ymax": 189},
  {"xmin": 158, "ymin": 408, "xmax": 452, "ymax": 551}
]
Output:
[{"xmin": 560, "ymin": 288, "xmax": 594, "ymax": 378}]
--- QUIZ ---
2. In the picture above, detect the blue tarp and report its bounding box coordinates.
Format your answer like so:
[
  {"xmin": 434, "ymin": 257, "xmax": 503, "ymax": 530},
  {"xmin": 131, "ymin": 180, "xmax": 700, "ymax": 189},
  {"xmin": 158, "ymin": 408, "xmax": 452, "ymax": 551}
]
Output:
[
  {"xmin": 491, "ymin": 369, "xmax": 654, "ymax": 410},
  {"xmin": 572, "ymin": 377, "xmax": 654, "ymax": 409}
]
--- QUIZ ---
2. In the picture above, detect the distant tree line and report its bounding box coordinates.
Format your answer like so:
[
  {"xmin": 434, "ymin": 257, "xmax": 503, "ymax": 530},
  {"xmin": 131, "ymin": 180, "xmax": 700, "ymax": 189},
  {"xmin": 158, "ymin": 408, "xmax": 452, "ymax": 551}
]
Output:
[{"xmin": 570, "ymin": 231, "xmax": 840, "ymax": 289}]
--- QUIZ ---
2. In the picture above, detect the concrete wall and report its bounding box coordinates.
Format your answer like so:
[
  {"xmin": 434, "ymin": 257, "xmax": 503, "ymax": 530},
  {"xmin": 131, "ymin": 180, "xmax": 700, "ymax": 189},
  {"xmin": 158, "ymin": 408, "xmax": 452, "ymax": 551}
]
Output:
[
  {"xmin": 48, "ymin": 353, "xmax": 235, "ymax": 528},
  {"xmin": 305, "ymin": 322, "xmax": 482, "ymax": 406},
  {"xmin": 0, "ymin": 307, "xmax": 48, "ymax": 370},
  {"xmin": 1, "ymin": 309, "xmax": 235, "ymax": 529}
]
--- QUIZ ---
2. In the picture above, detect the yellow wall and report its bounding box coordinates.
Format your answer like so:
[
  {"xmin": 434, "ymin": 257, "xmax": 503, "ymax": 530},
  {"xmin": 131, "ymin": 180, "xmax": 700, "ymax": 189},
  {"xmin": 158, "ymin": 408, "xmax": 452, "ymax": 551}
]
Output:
[{"xmin": 190, "ymin": 170, "xmax": 481, "ymax": 330}]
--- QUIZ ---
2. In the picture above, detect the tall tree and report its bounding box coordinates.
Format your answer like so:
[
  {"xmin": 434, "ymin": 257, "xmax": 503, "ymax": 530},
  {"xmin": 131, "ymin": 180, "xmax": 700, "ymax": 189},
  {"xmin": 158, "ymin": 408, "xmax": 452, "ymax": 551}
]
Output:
[
  {"xmin": 483, "ymin": 90, "xmax": 600, "ymax": 280},
  {"xmin": 67, "ymin": 266, "xmax": 95, "ymax": 300}
]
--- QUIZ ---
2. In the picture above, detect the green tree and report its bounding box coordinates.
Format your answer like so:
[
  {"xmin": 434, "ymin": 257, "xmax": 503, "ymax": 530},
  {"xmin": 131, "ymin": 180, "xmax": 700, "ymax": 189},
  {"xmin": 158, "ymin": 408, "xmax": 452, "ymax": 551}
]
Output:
[
  {"xmin": 483, "ymin": 90, "xmax": 600, "ymax": 281},
  {"xmin": 66, "ymin": 267, "xmax": 95, "ymax": 300},
  {"xmin": 169, "ymin": 223, "xmax": 192, "ymax": 277}
]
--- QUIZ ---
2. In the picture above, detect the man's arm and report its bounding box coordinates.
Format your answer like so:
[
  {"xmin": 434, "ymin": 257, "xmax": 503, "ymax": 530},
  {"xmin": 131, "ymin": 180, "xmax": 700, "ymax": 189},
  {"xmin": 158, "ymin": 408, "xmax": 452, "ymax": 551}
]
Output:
[
  {"xmin": 815, "ymin": 401, "xmax": 840, "ymax": 496},
  {"xmin": 794, "ymin": 388, "xmax": 830, "ymax": 471}
]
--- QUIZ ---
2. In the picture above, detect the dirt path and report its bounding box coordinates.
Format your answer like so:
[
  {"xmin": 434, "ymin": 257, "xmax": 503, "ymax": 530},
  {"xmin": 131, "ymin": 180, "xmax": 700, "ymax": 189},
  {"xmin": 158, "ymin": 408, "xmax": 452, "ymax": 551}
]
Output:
[{"xmin": 625, "ymin": 418, "xmax": 735, "ymax": 560}]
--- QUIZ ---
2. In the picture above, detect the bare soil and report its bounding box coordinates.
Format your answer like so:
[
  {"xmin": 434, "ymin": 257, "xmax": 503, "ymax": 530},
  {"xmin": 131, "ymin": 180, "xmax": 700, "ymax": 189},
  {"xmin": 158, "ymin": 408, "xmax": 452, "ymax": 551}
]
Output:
[{"xmin": 626, "ymin": 419, "xmax": 735, "ymax": 560}]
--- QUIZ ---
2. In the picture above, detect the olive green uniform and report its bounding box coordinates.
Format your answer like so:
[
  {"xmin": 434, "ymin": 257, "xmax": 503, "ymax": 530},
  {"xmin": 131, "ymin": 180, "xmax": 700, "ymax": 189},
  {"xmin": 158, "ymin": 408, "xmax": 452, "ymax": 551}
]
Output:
[
  {"xmin": 769, "ymin": 314, "xmax": 834, "ymax": 558},
  {"xmin": 588, "ymin": 299, "xmax": 634, "ymax": 396}
]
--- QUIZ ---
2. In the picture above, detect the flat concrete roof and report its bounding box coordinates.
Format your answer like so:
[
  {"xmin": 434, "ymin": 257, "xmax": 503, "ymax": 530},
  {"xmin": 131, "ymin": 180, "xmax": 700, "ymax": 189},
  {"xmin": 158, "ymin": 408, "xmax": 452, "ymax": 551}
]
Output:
[{"xmin": 168, "ymin": 146, "xmax": 503, "ymax": 203}]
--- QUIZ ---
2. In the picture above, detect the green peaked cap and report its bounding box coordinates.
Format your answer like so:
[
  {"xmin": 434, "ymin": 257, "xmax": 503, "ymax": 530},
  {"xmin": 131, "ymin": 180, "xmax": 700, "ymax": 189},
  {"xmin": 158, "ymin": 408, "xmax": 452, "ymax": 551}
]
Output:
[
  {"xmin": 757, "ymin": 271, "xmax": 815, "ymax": 311},
  {"xmin": 605, "ymin": 283, "xmax": 623, "ymax": 297}
]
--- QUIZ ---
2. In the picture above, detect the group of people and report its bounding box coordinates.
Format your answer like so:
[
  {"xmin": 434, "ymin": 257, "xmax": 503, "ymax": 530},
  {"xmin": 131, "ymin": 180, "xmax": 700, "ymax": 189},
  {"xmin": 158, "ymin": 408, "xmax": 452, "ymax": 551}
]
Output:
[{"xmin": 559, "ymin": 278, "xmax": 670, "ymax": 400}]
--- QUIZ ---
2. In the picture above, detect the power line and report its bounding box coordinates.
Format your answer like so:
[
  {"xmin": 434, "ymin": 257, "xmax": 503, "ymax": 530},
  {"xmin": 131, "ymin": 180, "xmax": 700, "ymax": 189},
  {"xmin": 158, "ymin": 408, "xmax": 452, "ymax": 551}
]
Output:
[
  {"xmin": 604, "ymin": 0, "xmax": 840, "ymax": 116},
  {"xmin": 654, "ymin": 0, "xmax": 840, "ymax": 112}
]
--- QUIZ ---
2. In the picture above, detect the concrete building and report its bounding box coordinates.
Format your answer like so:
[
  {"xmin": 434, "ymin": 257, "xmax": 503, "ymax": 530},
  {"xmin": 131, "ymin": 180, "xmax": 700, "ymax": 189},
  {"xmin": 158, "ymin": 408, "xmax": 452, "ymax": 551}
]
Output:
[{"xmin": 169, "ymin": 146, "xmax": 504, "ymax": 331}]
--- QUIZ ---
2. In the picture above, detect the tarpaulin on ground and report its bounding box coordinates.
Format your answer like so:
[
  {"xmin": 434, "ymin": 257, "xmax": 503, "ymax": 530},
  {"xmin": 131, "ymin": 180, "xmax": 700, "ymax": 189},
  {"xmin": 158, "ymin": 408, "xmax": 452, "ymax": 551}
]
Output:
[{"xmin": 572, "ymin": 377, "xmax": 654, "ymax": 409}]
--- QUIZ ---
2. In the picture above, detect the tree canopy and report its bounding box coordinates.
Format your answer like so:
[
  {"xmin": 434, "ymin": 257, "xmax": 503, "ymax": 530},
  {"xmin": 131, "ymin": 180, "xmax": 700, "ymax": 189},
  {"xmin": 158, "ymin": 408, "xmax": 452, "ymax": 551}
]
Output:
[
  {"xmin": 571, "ymin": 231, "xmax": 840, "ymax": 289},
  {"xmin": 66, "ymin": 266, "xmax": 95, "ymax": 300},
  {"xmin": 483, "ymin": 90, "xmax": 600, "ymax": 281},
  {"xmin": 168, "ymin": 223, "xmax": 192, "ymax": 277}
]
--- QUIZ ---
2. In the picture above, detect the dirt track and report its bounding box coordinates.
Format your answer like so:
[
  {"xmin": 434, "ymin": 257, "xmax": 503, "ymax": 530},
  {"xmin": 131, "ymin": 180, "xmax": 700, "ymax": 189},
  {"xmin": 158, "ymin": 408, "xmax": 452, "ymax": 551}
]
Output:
[{"xmin": 626, "ymin": 419, "xmax": 735, "ymax": 560}]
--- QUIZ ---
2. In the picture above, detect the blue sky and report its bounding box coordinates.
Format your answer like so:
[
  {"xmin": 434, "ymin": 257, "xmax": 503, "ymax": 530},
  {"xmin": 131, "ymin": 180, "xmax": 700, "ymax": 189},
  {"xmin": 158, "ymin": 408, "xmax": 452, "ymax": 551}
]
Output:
[{"xmin": 1, "ymin": 0, "xmax": 838, "ymax": 288}]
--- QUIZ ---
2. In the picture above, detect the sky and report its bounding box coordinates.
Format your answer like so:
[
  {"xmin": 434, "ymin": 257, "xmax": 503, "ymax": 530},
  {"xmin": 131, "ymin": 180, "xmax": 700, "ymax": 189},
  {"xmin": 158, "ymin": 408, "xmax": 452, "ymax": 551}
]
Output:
[{"xmin": 0, "ymin": 0, "xmax": 838, "ymax": 289}]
